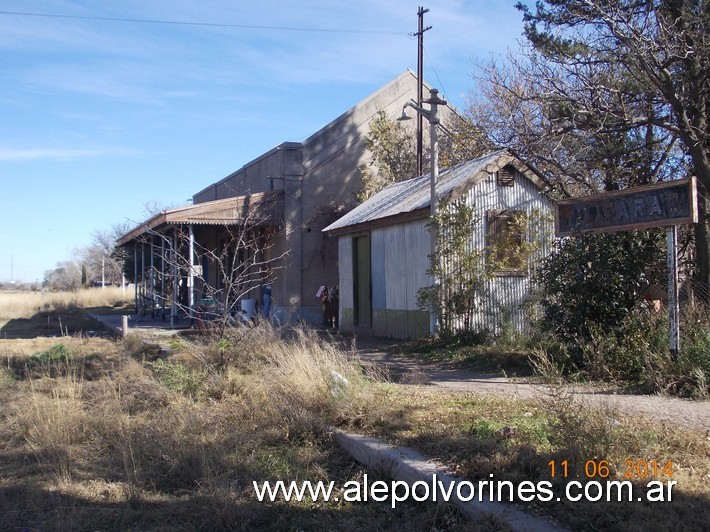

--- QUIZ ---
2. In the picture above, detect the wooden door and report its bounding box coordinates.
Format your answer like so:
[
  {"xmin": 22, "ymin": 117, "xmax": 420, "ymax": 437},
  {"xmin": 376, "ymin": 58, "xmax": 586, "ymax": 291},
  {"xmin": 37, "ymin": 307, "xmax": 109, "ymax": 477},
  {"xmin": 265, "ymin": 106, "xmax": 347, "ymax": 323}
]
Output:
[{"xmin": 353, "ymin": 235, "xmax": 371, "ymax": 327}]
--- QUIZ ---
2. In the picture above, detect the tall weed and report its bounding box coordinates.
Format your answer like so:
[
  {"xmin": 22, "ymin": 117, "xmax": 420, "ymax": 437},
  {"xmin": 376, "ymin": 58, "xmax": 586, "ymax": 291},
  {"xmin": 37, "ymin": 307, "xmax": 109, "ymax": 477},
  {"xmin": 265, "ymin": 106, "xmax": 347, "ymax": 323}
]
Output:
[
  {"xmin": 14, "ymin": 369, "xmax": 86, "ymax": 484},
  {"xmin": 533, "ymin": 306, "xmax": 710, "ymax": 397}
]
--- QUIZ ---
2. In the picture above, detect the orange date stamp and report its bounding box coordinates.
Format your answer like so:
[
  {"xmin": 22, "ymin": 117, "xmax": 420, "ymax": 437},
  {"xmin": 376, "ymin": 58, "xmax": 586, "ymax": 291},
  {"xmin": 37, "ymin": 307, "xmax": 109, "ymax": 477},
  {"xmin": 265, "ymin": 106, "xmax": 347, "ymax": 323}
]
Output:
[{"xmin": 548, "ymin": 459, "xmax": 674, "ymax": 479}]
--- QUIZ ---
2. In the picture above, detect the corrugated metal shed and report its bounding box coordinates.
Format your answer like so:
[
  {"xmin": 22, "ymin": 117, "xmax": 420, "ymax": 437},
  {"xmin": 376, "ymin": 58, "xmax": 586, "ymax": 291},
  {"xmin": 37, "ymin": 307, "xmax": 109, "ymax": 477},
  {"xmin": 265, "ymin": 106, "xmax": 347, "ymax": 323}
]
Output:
[
  {"xmin": 330, "ymin": 149, "xmax": 555, "ymax": 339},
  {"xmin": 323, "ymin": 149, "xmax": 548, "ymax": 236}
]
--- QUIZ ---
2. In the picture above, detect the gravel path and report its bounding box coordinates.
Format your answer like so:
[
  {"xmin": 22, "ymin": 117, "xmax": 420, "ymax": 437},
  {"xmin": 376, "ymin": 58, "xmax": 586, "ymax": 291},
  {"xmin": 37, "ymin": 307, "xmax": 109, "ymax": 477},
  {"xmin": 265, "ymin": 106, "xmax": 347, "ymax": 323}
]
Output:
[{"xmin": 349, "ymin": 336, "xmax": 710, "ymax": 433}]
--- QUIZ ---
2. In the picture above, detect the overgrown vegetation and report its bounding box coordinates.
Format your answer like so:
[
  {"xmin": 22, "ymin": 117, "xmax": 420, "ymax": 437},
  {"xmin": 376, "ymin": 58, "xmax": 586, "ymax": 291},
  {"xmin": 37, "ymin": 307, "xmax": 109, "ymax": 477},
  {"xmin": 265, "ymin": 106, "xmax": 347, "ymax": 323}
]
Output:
[
  {"xmin": 410, "ymin": 221, "xmax": 708, "ymax": 398},
  {"xmin": 1, "ymin": 313, "xmax": 707, "ymax": 530},
  {"xmin": 538, "ymin": 306, "xmax": 710, "ymax": 398},
  {"xmin": 358, "ymin": 109, "xmax": 418, "ymax": 202},
  {"xmin": 357, "ymin": 109, "xmax": 491, "ymax": 202},
  {"xmin": 417, "ymin": 196, "xmax": 549, "ymax": 339},
  {"xmin": 417, "ymin": 198, "xmax": 487, "ymax": 336},
  {"xmin": 0, "ymin": 329, "xmax": 487, "ymax": 531},
  {"xmin": 533, "ymin": 230, "xmax": 666, "ymax": 346},
  {"xmin": 0, "ymin": 287, "xmax": 130, "ymax": 339},
  {"xmin": 529, "ymin": 229, "xmax": 709, "ymax": 397},
  {"xmin": 360, "ymin": 385, "xmax": 709, "ymax": 532}
]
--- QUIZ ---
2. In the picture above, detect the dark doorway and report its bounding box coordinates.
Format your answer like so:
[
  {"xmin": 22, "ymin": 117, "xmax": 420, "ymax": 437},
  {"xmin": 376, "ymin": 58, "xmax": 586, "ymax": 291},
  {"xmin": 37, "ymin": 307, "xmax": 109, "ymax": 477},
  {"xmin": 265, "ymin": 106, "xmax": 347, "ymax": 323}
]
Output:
[{"xmin": 353, "ymin": 235, "xmax": 371, "ymax": 327}]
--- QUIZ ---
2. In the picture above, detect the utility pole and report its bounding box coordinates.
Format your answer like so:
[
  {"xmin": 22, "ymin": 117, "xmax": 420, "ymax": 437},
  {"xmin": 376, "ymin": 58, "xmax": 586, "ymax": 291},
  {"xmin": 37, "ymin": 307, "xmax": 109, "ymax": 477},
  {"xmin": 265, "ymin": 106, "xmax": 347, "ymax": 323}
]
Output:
[
  {"xmin": 414, "ymin": 7, "xmax": 431, "ymax": 178},
  {"xmin": 398, "ymin": 87, "xmax": 447, "ymax": 335}
]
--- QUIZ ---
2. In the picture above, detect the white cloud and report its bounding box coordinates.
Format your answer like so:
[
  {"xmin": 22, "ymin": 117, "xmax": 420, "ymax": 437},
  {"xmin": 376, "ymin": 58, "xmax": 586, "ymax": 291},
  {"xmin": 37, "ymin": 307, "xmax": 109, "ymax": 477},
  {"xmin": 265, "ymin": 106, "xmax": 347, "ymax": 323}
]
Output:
[{"xmin": 0, "ymin": 146, "xmax": 139, "ymax": 162}]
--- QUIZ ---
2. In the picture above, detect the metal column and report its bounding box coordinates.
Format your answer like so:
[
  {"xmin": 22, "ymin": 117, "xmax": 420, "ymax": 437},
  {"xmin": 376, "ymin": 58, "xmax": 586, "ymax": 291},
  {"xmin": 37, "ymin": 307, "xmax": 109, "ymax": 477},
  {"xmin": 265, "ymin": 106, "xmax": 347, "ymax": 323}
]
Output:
[{"xmin": 667, "ymin": 225, "xmax": 680, "ymax": 360}]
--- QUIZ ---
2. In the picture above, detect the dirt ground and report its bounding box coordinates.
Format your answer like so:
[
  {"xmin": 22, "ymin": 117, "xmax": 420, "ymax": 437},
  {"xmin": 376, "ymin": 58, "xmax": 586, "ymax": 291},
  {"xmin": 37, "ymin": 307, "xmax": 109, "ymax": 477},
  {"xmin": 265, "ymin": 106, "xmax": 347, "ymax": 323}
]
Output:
[{"xmin": 348, "ymin": 334, "xmax": 710, "ymax": 433}]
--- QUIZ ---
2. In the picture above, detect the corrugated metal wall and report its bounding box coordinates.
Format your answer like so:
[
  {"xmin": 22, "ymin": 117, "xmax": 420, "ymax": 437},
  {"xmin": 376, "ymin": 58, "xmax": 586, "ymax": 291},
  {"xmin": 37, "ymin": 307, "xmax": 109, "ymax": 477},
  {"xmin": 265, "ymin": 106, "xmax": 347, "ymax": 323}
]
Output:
[
  {"xmin": 338, "ymin": 236, "xmax": 354, "ymax": 330},
  {"xmin": 371, "ymin": 217, "xmax": 430, "ymax": 338},
  {"xmin": 445, "ymin": 170, "xmax": 553, "ymax": 333},
  {"xmin": 338, "ymin": 169, "xmax": 554, "ymax": 339}
]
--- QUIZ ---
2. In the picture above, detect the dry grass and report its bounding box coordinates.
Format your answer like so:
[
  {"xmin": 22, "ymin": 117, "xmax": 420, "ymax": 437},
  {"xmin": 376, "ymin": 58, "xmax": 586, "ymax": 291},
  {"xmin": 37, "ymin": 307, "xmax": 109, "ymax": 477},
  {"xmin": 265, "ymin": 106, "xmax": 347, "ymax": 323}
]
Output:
[
  {"xmin": 0, "ymin": 287, "xmax": 130, "ymax": 320},
  {"xmin": 0, "ymin": 329, "xmax": 479, "ymax": 531},
  {"xmin": 357, "ymin": 383, "xmax": 710, "ymax": 531},
  {"xmin": 0, "ymin": 287, "xmax": 131, "ymax": 339},
  {"xmin": 3, "ymin": 319, "xmax": 706, "ymax": 530}
]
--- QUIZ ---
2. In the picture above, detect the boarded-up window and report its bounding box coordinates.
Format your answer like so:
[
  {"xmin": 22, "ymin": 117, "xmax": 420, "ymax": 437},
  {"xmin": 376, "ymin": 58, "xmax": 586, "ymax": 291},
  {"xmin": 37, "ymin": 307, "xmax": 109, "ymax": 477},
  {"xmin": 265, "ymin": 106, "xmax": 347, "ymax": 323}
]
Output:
[
  {"xmin": 487, "ymin": 210, "xmax": 526, "ymax": 273},
  {"xmin": 497, "ymin": 165, "xmax": 515, "ymax": 187}
]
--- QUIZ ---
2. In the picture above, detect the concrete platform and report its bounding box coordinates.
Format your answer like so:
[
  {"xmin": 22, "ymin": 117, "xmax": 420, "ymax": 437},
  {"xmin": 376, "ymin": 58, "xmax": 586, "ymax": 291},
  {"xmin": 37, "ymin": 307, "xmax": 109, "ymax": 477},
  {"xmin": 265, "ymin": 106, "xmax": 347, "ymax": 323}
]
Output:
[{"xmin": 88, "ymin": 311, "xmax": 191, "ymax": 338}]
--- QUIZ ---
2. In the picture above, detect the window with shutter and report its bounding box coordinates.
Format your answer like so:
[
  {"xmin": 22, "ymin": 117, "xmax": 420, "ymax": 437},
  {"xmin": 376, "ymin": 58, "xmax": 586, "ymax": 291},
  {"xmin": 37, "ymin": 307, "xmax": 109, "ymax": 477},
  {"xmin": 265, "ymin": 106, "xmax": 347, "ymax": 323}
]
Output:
[
  {"xmin": 497, "ymin": 165, "xmax": 515, "ymax": 187},
  {"xmin": 486, "ymin": 209, "xmax": 526, "ymax": 274}
]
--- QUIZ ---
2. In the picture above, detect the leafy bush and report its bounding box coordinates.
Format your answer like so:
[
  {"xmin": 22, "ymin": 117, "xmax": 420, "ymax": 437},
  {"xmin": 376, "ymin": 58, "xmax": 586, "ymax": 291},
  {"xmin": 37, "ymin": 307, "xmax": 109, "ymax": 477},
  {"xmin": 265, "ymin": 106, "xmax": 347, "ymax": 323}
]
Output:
[
  {"xmin": 533, "ymin": 229, "xmax": 665, "ymax": 356},
  {"xmin": 531, "ymin": 228, "xmax": 710, "ymax": 396},
  {"xmin": 534, "ymin": 307, "xmax": 710, "ymax": 397},
  {"xmin": 29, "ymin": 343, "xmax": 70, "ymax": 364},
  {"xmin": 146, "ymin": 359, "xmax": 206, "ymax": 399}
]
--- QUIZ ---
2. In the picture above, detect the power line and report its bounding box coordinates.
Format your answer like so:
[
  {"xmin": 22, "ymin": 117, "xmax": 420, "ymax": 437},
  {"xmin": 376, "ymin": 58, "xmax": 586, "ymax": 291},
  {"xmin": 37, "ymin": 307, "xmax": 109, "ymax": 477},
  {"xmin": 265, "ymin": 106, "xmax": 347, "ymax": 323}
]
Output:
[{"xmin": 0, "ymin": 9, "xmax": 405, "ymax": 35}]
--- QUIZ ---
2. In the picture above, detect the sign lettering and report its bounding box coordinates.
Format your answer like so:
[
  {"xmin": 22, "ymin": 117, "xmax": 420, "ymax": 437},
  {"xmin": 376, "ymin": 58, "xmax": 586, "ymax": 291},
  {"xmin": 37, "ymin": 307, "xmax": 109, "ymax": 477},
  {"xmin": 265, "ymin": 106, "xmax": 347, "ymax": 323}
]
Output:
[{"xmin": 555, "ymin": 178, "xmax": 697, "ymax": 237}]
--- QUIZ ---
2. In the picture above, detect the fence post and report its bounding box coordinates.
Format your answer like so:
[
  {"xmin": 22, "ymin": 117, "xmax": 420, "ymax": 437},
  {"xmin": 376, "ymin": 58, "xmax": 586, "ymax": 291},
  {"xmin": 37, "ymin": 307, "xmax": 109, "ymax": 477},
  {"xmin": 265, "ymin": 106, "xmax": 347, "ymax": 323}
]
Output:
[{"xmin": 667, "ymin": 225, "xmax": 679, "ymax": 360}]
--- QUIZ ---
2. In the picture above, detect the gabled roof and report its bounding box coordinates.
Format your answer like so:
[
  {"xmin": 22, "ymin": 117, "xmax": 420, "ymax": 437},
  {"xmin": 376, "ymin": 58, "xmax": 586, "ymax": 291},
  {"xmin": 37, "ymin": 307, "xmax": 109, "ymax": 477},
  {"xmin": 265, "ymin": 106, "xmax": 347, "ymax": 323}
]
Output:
[
  {"xmin": 117, "ymin": 190, "xmax": 283, "ymax": 246},
  {"xmin": 192, "ymin": 70, "xmax": 422, "ymax": 201},
  {"xmin": 323, "ymin": 149, "xmax": 549, "ymax": 236},
  {"xmin": 301, "ymin": 70, "xmax": 421, "ymax": 146}
]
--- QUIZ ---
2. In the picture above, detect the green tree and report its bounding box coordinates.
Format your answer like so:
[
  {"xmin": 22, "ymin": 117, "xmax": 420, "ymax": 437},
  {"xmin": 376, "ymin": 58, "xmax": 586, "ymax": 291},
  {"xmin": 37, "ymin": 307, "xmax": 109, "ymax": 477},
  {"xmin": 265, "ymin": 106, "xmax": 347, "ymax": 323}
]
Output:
[
  {"xmin": 358, "ymin": 110, "xmax": 417, "ymax": 202},
  {"xmin": 358, "ymin": 110, "xmax": 492, "ymax": 201},
  {"xmin": 499, "ymin": 0, "xmax": 710, "ymax": 293}
]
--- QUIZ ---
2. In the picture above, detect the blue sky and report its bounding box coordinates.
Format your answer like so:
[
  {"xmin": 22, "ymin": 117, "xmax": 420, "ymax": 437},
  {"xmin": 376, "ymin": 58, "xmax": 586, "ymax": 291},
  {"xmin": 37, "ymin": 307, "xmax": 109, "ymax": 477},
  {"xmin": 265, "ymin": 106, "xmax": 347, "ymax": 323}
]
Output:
[{"xmin": 0, "ymin": 1, "xmax": 525, "ymax": 283}]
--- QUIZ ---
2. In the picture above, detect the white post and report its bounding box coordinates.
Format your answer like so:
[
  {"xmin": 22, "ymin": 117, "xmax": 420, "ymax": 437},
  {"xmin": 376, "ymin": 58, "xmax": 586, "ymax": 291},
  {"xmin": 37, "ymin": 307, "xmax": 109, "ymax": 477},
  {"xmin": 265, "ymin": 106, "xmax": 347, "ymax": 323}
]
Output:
[
  {"xmin": 161, "ymin": 236, "xmax": 166, "ymax": 318},
  {"xmin": 667, "ymin": 225, "xmax": 680, "ymax": 360},
  {"xmin": 133, "ymin": 243, "xmax": 138, "ymax": 312},
  {"xmin": 428, "ymin": 93, "xmax": 440, "ymax": 337},
  {"xmin": 189, "ymin": 224, "xmax": 195, "ymax": 324},
  {"xmin": 171, "ymin": 231, "xmax": 178, "ymax": 328},
  {"xmin": 150, "ymin": 235, "xmax": 155, "ymax": 305},
  {"xmin": 399, "ymin": 87, "xmax": 446, "ymax": 337},
  {"xmin": 141, "ymin": 241, "xmax": 146, "ymax": 310}
]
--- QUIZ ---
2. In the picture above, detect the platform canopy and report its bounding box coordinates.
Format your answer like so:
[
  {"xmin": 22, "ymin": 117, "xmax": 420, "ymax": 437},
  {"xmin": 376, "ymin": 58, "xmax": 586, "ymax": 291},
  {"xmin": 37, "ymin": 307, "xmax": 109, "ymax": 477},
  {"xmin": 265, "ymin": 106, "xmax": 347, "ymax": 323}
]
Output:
[{"xmin": 117, "ymin": 190, "xmax": 284, "ymax": 246}]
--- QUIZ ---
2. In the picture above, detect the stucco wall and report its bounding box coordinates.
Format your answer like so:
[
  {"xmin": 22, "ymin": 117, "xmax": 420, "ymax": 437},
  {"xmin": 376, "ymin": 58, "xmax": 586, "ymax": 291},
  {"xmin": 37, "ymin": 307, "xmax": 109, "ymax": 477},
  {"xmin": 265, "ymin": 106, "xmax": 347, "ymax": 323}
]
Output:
[
  {"xmin": 299, "ymin": 71, "xmax": 423, "ymax": 323},
  {"xmin": 192, "ymin": 144, "xmax": 302, "ymax": 203},
  {"xmin": 189, "ymin": 71, "xmax": 423, "ymax": 325}
]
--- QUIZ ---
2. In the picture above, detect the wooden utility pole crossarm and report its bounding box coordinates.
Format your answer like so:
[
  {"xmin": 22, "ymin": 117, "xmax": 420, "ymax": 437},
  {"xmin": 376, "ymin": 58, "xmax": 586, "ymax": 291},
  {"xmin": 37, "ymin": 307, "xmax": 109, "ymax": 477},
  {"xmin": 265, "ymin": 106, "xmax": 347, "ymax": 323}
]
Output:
[{"xmin": 414, "ymin": 6, "xmax": 431, "ymax": 178}]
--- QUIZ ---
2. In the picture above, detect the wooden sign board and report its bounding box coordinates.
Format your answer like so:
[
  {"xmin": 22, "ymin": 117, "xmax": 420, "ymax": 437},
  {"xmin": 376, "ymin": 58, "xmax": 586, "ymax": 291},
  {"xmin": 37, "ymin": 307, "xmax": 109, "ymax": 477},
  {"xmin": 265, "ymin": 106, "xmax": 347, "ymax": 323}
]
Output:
[{"xmin": 555, "ymin": 177, "xmax": 698, "ymax": 237}]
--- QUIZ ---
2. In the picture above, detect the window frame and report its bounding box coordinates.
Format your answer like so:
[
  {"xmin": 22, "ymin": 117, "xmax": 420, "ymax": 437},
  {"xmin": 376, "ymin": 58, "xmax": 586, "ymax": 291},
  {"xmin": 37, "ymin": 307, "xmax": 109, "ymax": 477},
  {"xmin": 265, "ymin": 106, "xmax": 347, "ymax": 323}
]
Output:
[{"xmin": 486, "ymin": 209, "xmax": 528, "ymax": 276}]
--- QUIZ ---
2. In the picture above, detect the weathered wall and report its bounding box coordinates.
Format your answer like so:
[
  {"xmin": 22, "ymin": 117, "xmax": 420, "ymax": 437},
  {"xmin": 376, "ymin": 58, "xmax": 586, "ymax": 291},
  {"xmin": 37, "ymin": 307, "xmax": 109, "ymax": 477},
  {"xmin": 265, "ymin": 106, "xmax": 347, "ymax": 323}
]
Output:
[
  {"xmin": 337, "ymin": 235, "xmax": 354, "ymax": 331},
  {"xmin": 188, "ymin": 71, "xmax": 425, "ymax": 325},
  {"xmin": 371, "ymin": 218, "xmax": 430, "ymax": 339},
  {"xmin": 338, "ymin": 217, "xmax": 430, "ymax": 339},
  {"xmin": 192, "ymin": 144, "xmax": 302, "ymax": 203},
  {"xmin": 450, "ymin": 168, "xmax": 553, "ymax": 333},
  {"xmin": 299, "ymin": 71, "xmax": 422, "ymax": 323},
  {"xmin": 189, "ymin": 71, "xmax": 423, "ymax": 325},
  {"xmin": 338, "ymin": 167, "xmax": 554, "ymax": 340}
]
